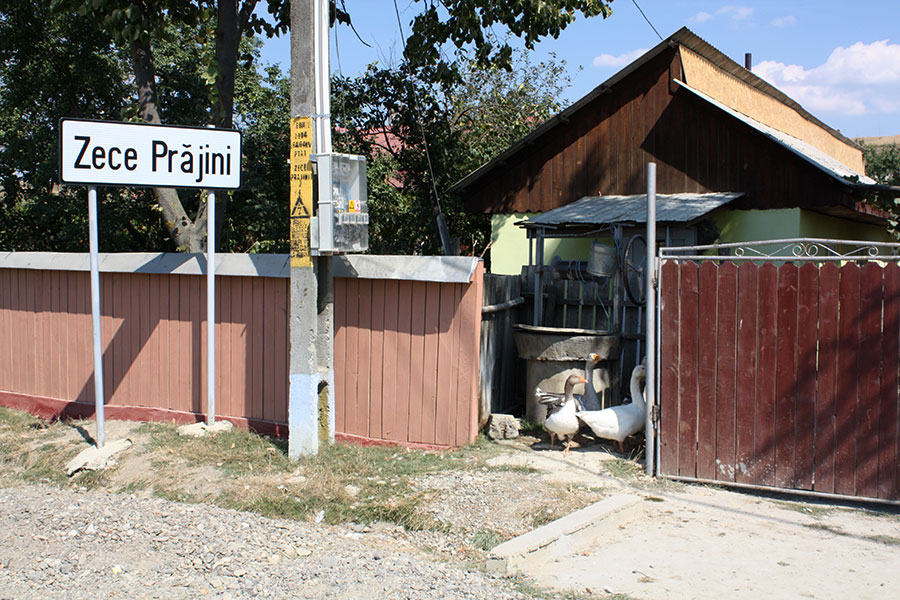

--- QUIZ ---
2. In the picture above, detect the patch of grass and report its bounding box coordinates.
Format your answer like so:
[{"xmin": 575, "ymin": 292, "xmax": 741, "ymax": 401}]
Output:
[
  {"xmin": 774, "ymin": 500, "xmax": 834, "ymax": 518},
  {"xmin": 0, "ymin": 406, "xmax": 49, "ymax": 429},
  {"xmin": 803, "ymin": 522, "xmax": 842, "ymax": 534},
  {"xmin": 603, "ymin": 457, "xmax": 643, "ymax": 480},
  {"xmin": 514, "ymin": 579, "xmax": 640, "ymax": 600},
  {"xmin": 520, "ymin": 483, "xmax": 602, "ymax": 529},
  {"xmin": 471, "ymin": 528, "xmax": 506, "ymax": 551},
  {"xmin": 867, "ymin": 534, "xmax": 900, "ymax": 546}
]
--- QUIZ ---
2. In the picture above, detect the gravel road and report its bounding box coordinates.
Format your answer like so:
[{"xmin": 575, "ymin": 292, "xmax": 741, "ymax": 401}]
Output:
[{"xmin": 0, "ymin": 485, "xmax": 527, "ymax": 600}]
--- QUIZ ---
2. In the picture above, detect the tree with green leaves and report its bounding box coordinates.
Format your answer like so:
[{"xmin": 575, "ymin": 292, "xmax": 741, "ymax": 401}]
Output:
[
  {"xmin": 0, "ymin": 2, "xmax": 290, "ymax": 252},
  {"xmin": 332, "ymin": 50, "xmax": 571, "ymax": 256},
  {"xmin": 862, "ymin": 142, "xmax": 900, "ymax": 237},
  {"xmin": 3, "ymin": 0, "xmax": 611, "ymax": 253}
]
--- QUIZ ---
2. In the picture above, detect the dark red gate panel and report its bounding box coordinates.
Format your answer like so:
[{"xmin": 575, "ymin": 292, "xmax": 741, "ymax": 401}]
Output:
[{"xmin": 658, "ymin": 258, "xmax": 900, "ymax": 503}]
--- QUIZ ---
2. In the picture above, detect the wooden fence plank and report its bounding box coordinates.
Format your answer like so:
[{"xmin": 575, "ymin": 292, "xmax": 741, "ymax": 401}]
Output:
[
  {"xmin": 229, "ymin": 278, "xmax": 245, "ymax": 420},
  {"xmin": 677, "ymin": 262, "xmax": 699, "ymax": 477},
  {"xmin": 449, "ymin": 282, "xmax": 466, "ymax": 444},
  {"xmin": 381, "ymin": 280, "xmax": 399, "ymax": 440},
  {"xmin": 795, "ymin": 263, "xmax": 819, "ymax": 490},
  {"xmin": 774, "ymin": 264, "xmax": 799, "ymax": 488},
  {"xmin": 334, "ymin": 277, "xmax": 347, "ymax": 433},
  {"xmin": 1, "ymin": 271, "xmax": 12, "ymax": 391},
  {"xmin": 815, "ymin": 263, "xmax": 839, "ymax": 494},
  {"xmin": 249, "ymin": 277, "xmax": 264, "ymax": 420},
  {"xmin": 834, "ymin": 264, "xmax": 860, "ymax": 496},
  {"xmin": 715, "ymin": 262, "xmax": 738, "ymax": 482},
  {"xmin": 273, "ymin": 278, "xmax": 288, "ymax": 424},
  {"xmin": 35, "ymin": 270, "xmax": 48, "ymax": 397},
  {"xmin": 395, "ymin": 280, "xmax": 413, "ymax": 442},
  {"xmin": 356, "ymin": 280, "xmax": 373, "ymax": 437},
  {"xmin": 659, "ymin": 261, "xmax": 680, "ymax": 474},
  {"xmin": 420, "ymin": 282, "xmax": 442, "ymax": 444},
  {"xmin": 369, "ymin": 280, "xmax": 386, "ymax": 440},
  {"xmin": 857, "ymin": 263, "xmax": 883, "ymax": 499},
  {"xmin": 457, "ymin": 262, "xmax": 483, "ymax": 445},
  {"xmin": 696, "ymin": 262, "xmax": 718, "ymax": 480},
  {"xmin": 240, "ymin": 276, "xmax": 254, "ymax": 419},
  {"xmin": 345, "ymin": 279, "xmax": 361, "ymax": 436},
  {"xmin": 407, "ymin": 282, "xmax": 428, "ymax": 443},
  {"xmin": 434, "ymin": 282, "xmax": 457, "ymax": 446},
  {"xmin": 76, "ymin": 272, "xmax": 91, "ymax": 404},
  {"xmin": 756, "ymin": 263, "xmax": 779, "ymax": 486},
  {"xmin": 879, "ymin": 264, "xmax": 900, "ymax": 500}
]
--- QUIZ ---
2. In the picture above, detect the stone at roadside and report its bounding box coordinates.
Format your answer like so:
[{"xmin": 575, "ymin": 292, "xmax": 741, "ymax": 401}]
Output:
[
  {"xmin": 487, "ymin": 414, "xmax": 520, "ymax": 440},
  {"xmin": 65, "ymin": 439, "xmax": 133, "ymax": 476},
  {"xmin": 177, "ymin": 421, "xmax": 234, "ymax": 438}
]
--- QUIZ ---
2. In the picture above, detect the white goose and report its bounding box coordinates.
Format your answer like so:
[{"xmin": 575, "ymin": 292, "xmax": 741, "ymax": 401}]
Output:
[
  {"xmin": 536, "ymin": 374, "xmax": 587, "ymax": 454},
  {"xmin": 577, "ymin": 352, "xmax": 604, "ymax": 411},
  {"xmin": 576, "ymin": 363, "xmax": 646, "ymax": 452}
]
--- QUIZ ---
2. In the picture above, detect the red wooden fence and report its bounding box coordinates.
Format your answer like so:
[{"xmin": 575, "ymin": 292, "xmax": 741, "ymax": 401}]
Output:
[
  {"xmin": 334, "ymin": 262, "xmax": 484, "ymax": 447},
  {"xmin": 0, "ymin": 264, "xmax": 289, "ymax": 435},
  {"xmin": 0, "ymin": 253, "xmax": 484, "ymax": 448},
  {"xmin": 659, "ymin": 259, "xmax": 900, "ymax": 502}
]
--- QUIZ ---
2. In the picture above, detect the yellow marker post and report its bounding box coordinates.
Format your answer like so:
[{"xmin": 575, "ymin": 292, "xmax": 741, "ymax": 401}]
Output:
[{"xmin": 290, "ymin": 117, "xmax": 314, "ymax": 268}]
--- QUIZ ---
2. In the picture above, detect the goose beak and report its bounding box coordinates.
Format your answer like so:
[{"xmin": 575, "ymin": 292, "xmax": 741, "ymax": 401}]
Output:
[
  {"xmin": 579, "ymin": 376, "xmax": 588, "ymax": 384},
  {"xmin": 590, "ymin": 353, "xmax": 601, "ymax": 362}
]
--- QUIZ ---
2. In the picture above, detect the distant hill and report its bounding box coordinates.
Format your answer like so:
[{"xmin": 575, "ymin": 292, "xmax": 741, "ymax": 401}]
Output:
[{"xmin": 857, "ymin": 135, "xmax": 900, "ymax": 147}]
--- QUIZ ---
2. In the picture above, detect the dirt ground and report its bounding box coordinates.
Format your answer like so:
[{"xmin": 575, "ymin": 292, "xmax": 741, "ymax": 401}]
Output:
[
  {"xmin": 488, "ymin": 440, "xmax": 900, "ymax": 600},
  {"xmin": 4, "ymin": 413, "xmax": 900, "ymax": 600}
]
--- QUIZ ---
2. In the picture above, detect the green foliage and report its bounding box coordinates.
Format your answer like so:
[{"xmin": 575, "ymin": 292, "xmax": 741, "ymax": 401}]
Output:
[
  {"xmin": 0, "ymin": 0, "xmax": 171, "ymax": 251},
  {"xmin": 403, "ymin": 0, "xmax": 612, "ymax": 84},
  {"xmin": 333, "ymin": 50, "xmax": 571, "ymax": 255},
  {"xmin": 861, "ymin": 143, "xmax": 900, "ymax": 238}
]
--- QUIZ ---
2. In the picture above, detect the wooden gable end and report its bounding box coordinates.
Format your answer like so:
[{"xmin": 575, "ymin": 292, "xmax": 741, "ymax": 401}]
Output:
[
  {"xmin": 462, "ymin": 48, "xmax": 680, "ymax": 214},
  {"xmin": 461, "ymin": 45, "xmax": 858, "ymax": 217}
]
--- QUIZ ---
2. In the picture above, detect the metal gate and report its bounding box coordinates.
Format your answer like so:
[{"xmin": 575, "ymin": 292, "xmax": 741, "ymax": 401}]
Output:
[{"xmin": 656, "ymin": 238, "xmax": 900, "ymax": 504}]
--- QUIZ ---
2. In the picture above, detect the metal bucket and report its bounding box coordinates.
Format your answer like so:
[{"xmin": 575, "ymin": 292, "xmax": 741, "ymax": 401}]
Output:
[{"xmin": 586, "ymin": 242, "xmax": 618, "ymax": 277}]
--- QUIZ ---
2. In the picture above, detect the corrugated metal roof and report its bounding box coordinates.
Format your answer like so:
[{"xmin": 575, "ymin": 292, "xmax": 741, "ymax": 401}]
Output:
[
  {"xmin": 675, "ymin": 80, "xmax": 877, "ymax": 185},
  {"xmin": 518, "ymin": 193, "xmax": 743, "ymax": 229}
]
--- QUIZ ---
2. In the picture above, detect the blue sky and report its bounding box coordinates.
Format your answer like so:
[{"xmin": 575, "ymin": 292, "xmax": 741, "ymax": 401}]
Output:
[{"xmin": 260, "ymin": 1, "xmax": 900, "ymax": 138}]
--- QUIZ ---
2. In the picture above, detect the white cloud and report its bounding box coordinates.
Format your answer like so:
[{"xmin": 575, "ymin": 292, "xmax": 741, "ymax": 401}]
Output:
[
  {"xmin": 691, "ymin": 11, "xmax": 713, "ymax": 23},
  {"xmin": 771, "ymin": 16, "xmax": 797, "ymax": 28},
  {"xmin": 717, "ymin": 6, "xmax": 754, "ymax": 21},
  {"xmin": 754, "ymin": 40, "xmax": 900, "ymax": 116},
  {"xmin": 592, "ymin": 48, "xmax": 649, "ymax": 68}
]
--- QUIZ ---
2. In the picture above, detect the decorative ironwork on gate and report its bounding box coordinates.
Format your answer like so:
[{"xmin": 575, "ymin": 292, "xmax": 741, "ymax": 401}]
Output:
[{"xmin": 660, "ymin": 237, "xmax": 900, "ymax": 262}]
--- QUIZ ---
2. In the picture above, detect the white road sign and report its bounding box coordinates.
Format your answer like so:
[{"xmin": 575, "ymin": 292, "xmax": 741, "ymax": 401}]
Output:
[{"xmin": 60, "ymin": 119, "xmax": 242, "ymax": 189}]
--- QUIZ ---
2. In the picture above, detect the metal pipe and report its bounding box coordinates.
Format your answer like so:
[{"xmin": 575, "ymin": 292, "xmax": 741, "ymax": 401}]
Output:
[
  {"xmin": 88, "ymin": 186, "xmax": 105, "ymax": 448},
  {"xmin": 207, "ymin": 190, "xmax": 216, "ymax": 425},
  {"xmin": 664, "ymin": 475, "xmax": 900, "ymax": 508},
  {"xmin": 645, "ymin": 163, "xmax": 657, "ymax": 477}
]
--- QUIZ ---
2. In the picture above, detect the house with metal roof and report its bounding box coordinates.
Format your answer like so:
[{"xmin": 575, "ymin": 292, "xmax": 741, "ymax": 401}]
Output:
[{"xmin": 450, "ymin": 27, "xmax": 900, "ymax": 276}]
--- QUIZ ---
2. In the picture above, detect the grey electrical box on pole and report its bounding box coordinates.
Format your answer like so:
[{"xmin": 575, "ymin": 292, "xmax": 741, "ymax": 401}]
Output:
[{"xmin": 311, "ymin": 153, "xmax": 369, "ymax": 254}]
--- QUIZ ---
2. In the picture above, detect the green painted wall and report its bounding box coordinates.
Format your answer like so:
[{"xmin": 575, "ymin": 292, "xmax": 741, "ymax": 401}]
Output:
[
  {"xmin": 712, "ymin": 208, "xmax": 891, "ymax": 244},
  {"xmin": 490, "ymin": 214, "xmax": 595, "ymax": 275},
  {"xmin": 712, "ymin": 208, "xmax": 802, "ymax": 244}
]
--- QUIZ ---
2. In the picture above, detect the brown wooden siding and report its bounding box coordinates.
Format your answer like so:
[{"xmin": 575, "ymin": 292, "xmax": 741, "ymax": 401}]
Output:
[
  {"xmin": 334, "ymin": 263, "xmax": 484, "ymax": 447},
  {"xmin": 1, "ymin": 258, "xmax": 484, "ymax": 448},
  {"xmin": 659, "ymin": 260, "xmax": 900, "ymax": 502},
  {"xmin": 0, "ymin": 268, "xmax": 289, "ymax": 431},
  {"xmin": 462, "ymin": 48, "xmax": 857, "ymax": 217}
]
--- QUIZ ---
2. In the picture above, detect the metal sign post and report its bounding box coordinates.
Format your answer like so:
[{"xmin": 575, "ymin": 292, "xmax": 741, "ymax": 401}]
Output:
[
  {"xmin": 207, "ymin": 189, "xmax": 216, "ymax": 425},
  {"xmin": 87, "ymin": 186, "xmax": 105, "ymax": 448},
  {"xmin": 645, "ymin": 162, "xmax": 657, "ymax": 477}
]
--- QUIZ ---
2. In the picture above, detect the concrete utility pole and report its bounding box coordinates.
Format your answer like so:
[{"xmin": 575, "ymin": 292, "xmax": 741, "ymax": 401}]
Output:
[{"xmin": 288, "ymin": 0, "xmax": 334, "ymax": 457}]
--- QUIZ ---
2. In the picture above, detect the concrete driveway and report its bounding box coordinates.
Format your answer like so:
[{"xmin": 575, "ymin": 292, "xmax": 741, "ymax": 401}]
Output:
[{"xmin": 487, "ymin": 444, "xmax": 900, "ymax": 600}]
